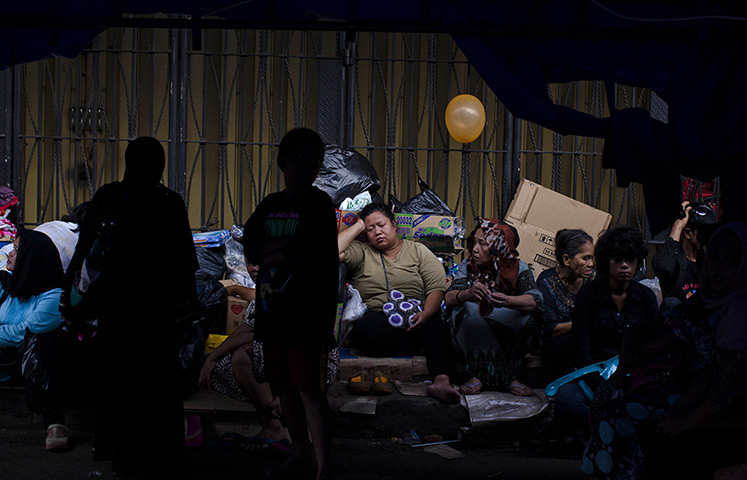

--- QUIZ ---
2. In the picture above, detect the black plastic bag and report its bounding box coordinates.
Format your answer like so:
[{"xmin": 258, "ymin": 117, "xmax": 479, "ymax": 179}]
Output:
[
  {"xmin": 313, "ymin": 145, "xmax": 381, "ymax": 207},
  {"xmin": 175, "ymin": 298, "xmax": 209, "ymax": 398},
  {"xmin": 22, "ymin": 328, "xmax": 65, "ymax": 414},
  {"xmin": 195, "ymin": 246, "xmax": 227, "ymax": 284},
  {"xmin": 196, "ymin": 277, "xmax": 228, "ymax": 334},
  {"xmin": 389, "ymin": 178, "xmax": 454, "ymax": 216}
]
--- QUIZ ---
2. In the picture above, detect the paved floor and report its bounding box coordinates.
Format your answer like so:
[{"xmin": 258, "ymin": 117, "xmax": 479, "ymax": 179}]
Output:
[{"xmin": 1, "ymin": 383, "xmax": 587, "ymax": 480}]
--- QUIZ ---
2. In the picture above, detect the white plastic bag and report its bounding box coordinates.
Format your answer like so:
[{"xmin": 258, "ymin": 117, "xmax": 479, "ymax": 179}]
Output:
[
  {"xmin": 339, "ymin": 284, "xmax": 367, "ymax": 346},
  {"xmin": 639, "ymin": 276, "xmax": 662, "ymax": 308},
  {"xmin": 223, "ymin": 236, "xmax": 254, "ymax": 288},
  {"xmin": 339, "ymin": 191, "xmax": 372, "ymax": 212}
]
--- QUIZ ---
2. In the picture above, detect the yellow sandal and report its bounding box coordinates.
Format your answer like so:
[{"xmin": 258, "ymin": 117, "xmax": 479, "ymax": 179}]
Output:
[
  {"xmin": 371, "ymin": 370, "xmax": 393, "ymax": 395},
  {"xmin": 348, "ymin": 372, "xmax": 372, "ymax": 394}
]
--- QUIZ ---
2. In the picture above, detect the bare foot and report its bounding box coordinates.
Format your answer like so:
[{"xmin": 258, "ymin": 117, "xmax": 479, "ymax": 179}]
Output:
[
  {"xmin": 508, "ymin": 380, "xmax": 534, "ymax": 397},
  {"xmin": 426, "ymin": 374, "xmax": 462, "ymax": 404},
  {"xmin": 458, "ymin": 377, "xmax": 483, "ymax": 395},
  {"xmin": 264, "ymin": 396, "xmax": 283, "ymax": 419}
]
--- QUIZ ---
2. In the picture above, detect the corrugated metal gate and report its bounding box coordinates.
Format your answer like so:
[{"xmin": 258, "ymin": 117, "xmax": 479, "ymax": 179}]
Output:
[{"xmin": 0, "ymin": 24, "xmax": 717, "ymax": 236}]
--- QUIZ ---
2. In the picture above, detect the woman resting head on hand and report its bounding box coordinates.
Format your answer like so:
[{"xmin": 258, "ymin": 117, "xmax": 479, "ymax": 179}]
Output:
[{"xmin": 338, "ymin": 202, "xmax": 461, "ymax": 404}]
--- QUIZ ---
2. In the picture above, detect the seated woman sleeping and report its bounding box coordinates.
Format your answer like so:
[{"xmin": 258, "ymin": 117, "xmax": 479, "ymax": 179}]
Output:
[
  {"xmin": 444, "ymin": 217, "xmax": 542, "ymax": 396},
  {"xmin": 337, "ymin": 202, "xmax": 461, "ymax": 404}
]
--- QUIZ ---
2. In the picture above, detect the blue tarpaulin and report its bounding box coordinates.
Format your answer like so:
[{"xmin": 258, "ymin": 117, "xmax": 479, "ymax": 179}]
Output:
[{"xmin": 2, "ymin": 1, "xmax": 746, "ymax": 229}]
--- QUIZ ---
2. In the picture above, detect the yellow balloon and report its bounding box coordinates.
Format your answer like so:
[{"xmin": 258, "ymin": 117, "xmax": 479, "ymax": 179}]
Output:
[{"xmin": 445, "ymin": 94, "xmax": 486, "ymax": 144}]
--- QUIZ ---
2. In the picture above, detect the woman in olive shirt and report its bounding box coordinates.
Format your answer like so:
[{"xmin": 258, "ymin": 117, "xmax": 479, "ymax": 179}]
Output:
[{"xmin": 338, "ymin": 202, "xmax": 460, "ymax": 404}]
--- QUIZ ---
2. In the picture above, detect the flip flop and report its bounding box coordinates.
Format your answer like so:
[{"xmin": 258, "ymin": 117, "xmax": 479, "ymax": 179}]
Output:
[
  {"xmin": 45, "ymin": 424, "xmax": 69, "ymax": 452},
  {"xmin": 238, "ymin": 435, "xmax": 292, "ymax": 454},
  {"xmin": 371, "ymin": 370, "xmax": 393, "ymax": 395},
  {"xmin": 508, "ymin": 381, "xmax": 534, "ymax": 397},
  {"xmin": 459, "ymin": 378, "xmax": 483, "ymax": 395},
  {"xmin": 348, "ymin": 371, "xmax": 372, "ymax": 394}
]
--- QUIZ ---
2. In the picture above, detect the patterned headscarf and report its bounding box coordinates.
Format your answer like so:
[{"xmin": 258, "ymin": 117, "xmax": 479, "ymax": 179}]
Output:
[{"xmin": 467, "ymin": 217, "xmax": 520, "ymax": 296}]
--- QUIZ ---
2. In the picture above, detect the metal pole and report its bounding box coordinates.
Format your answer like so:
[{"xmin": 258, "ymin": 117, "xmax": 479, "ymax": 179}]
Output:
[
  {"xmin": 12, "ymin": 66, "xmax": 24, "ymax": 225},
  {"xmin": 501, "ymin": 109, "xmax": 514, "ymax": 219}
]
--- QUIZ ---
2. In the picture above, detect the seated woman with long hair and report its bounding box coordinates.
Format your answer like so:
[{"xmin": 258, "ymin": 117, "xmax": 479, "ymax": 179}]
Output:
[
  {"xmin": 444, "ymin": 217, "xmax": 542, "ymax": 396},
  {"xmin": 0, "ymin": 229, "xmax": 69, "ymax": 451}
]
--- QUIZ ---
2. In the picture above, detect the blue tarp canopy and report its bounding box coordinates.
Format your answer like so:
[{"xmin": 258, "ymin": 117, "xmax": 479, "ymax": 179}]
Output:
[{"xmin": 2, "ymin": 0, "xmax": 746, "ymax": 230}]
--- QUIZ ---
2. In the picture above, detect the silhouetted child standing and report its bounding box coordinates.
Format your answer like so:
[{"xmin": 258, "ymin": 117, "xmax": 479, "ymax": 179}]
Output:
[{"xmin": 243, "ymin": 128, "xmax": 338, "ymax": 480}]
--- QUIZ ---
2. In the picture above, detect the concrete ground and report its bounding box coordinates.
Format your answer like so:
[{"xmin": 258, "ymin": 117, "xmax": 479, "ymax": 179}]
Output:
[{"xmin": 1, "ymin": 381, "xmax": 588, "ymax": 480}]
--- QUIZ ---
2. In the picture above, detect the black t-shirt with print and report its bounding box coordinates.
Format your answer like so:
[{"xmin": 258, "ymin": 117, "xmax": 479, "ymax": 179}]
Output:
[{"xmin": 243, "ymin": 186, "xmax": 338, "ymax": 347}]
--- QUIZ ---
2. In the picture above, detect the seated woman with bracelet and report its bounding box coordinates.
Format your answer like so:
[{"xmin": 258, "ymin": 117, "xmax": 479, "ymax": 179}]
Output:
[
  {"xmin": 444, "ymin": 218, "xmax": 542, "ymax": 396},
  {"xmin": 338, "ymin": 202, "xmax": 461, "ymax": 404}
]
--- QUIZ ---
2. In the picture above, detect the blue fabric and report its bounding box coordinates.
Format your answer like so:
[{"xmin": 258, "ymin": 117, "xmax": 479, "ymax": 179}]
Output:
[
  {"xmin": 2, "ymin": 1, "xmax": 747, "ymax": 229},
  {"xmin": 0, "ymin": 284, "xmax": 63, "ymax": 348}
]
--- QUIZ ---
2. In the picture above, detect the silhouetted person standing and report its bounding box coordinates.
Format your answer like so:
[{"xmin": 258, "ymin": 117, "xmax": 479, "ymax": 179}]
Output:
[
  {"xmin": 62, "ymin": 136, "xmax": 198, "ymax": 478},
  {"xmin": 243, "ymin": 128, "xmax": 338, "ymax": 480}
]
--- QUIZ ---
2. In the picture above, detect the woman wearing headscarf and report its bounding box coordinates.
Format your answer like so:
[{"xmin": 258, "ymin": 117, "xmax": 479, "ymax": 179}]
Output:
[
  {"xmin": 444, "ymin": 217, "xmax": 542, "ymax": 396},
  {"xmin": 62, "ymin": 137, "xmax": 199, "ymax": 477},
  {"xmin": 0, "ymin": 229, "xmax": 69, "ymax": 451}
]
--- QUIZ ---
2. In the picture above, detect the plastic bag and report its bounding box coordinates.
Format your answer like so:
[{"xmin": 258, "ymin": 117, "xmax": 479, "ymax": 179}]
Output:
[
  {"xmin": 224, "ymin": 237, "xmax": 254, "ymax": 288},
  {"xmin": 175, "ymin": 298, "xmax": 208, "ymax": 398},
  {"xmin": 389, "ymin": 178, "xmax": 453, "ymax": 216},
  {"xmin": 313, "ymin": 145, "xmax": 381, "ymax": 207},
  {"xmin": 639, "ymin": 277, "xmax": 663, "ymax": 308},
  {"xmin": 339, "ymin": 284, "xmax": 367, "ymax": 346},
  {"xmin": 22, "ymin": 329, "xmax": 65, "ymax": 414},
  {"xmin": 339, "ymin": 191, "xmax": 373, "ymax": 212},
  {"xmin": 195, "ymin": 246, "xmax": 226, "ymax": 283},
  {"xmin": 196, "ymin": 278, "xmax": 228, "ymax": 334}
]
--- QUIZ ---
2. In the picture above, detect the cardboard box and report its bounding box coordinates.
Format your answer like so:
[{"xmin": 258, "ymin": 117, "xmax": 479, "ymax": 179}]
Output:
[
  {"xmin": 408, "ymin": 214, "xmax": 464, "ymax": 254},
  {"xmin": 336, "ymin": 209, "xmax": 463, "ymax": 254},
  {"xmin": 336, "ymin": 210, "xmax": 368, "ymax": 242},
  {"xmin": 505, "ymin": 179, "xmax": 612, "ymax": 279},
  {"xmin": 193, "ymin": 229, "xmax": 230, "ymax": 248},
  {"xmin": 226, "ymin": 295, "xmax": 249, "ymax": 334}
]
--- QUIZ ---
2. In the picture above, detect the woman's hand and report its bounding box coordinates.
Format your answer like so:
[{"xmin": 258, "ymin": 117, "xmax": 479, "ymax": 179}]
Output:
[
  {"xmin": 488, "ymin": 291, "xmax": 511, "ymax": 308},
  {"xmin": 462, "ymin": 281, "xmax": 491, "ymax": 302},
  {"xmin": 407, "ymin": 310, "xmax": 429, "ymax": 331},
  {"xmin": 198, "ymin": 359, "xmax": 217, "ymax": 391}
]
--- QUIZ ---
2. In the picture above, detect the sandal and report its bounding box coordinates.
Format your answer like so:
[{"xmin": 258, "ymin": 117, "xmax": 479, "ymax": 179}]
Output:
[
  {"xmin": 459, "ymin": 377, "xmax": 483, "ymax": 395},
  {"xmin": 371, "ymin": 370, "xmax": 393, "ymax": 395},
  {"xmin": 348, "ymin": 371, "xmax": 372, "ymax": 395},
  {"xmin": 508, "ymin": 380, "xmax": 534, "ymax": 397},
  {"xmin": 238, "ymin": 435, "xmax": 292, "ymax": 454},
  {"xmin": 45, "ymin": 424, "xmax": 69, "ymax": 452}
]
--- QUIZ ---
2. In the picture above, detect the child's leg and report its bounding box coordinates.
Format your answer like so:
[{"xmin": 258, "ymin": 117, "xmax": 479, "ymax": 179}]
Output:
[
  {"xmin": 299, "ymin": 390, "xmax": 332, "ymax": 480},
  {"xmin": 279, "ymin": 391, "xmax": 313, "ymax": 461}
]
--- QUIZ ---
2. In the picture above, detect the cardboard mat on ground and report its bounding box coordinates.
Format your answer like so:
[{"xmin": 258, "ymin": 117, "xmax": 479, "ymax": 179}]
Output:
[{"xmin": 505, "ymin": 179, "xmax": 612, "ymax": 280}]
